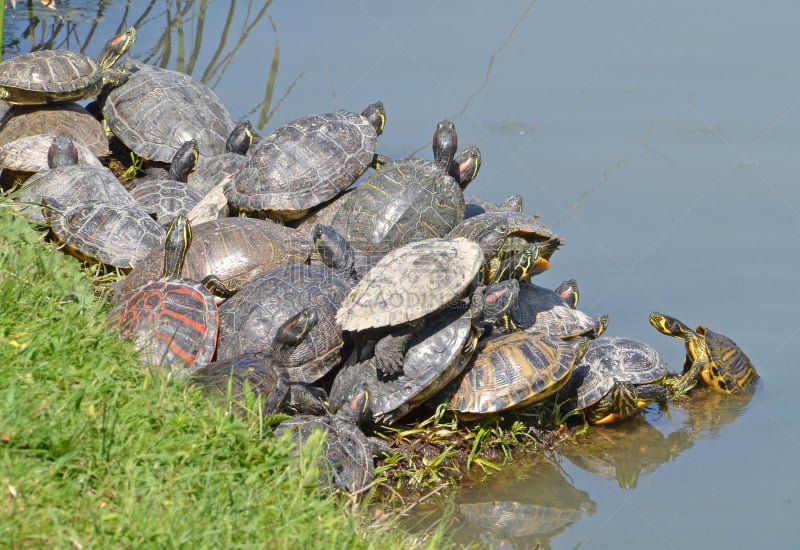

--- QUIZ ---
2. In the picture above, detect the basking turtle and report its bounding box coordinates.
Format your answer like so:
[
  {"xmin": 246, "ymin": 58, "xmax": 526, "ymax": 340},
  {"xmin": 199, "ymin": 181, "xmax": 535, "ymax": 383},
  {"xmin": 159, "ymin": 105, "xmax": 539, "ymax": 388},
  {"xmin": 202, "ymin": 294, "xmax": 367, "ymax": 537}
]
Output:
[
  {"xmin": 274, "ymin": 381, "xmax": 380, "ymax": 494},
  {"xmin": 464, "ymin": 194, "xmax": 524, "ymax": 218},
  {"xmin": 500, "ymin": 281, "xmax": 608, "ymax": 339},
  {"xmin": 127, "ymin": 140, "xmax": 202, "ymax": 226},
  {"xmin": 225, "ymin": 102, "xmax": 386, "ymax": 221},
  {"xmin": 649, "ymin": 312, "xmax": 759, "ymax": 395},
  {"xmin": 189, "ymin": 307, "xmax": 327, "ymax": 417},
  {"xmin": 16, "ymin": 134, "xmax": 136, "ymax": 223},
  {"xmin": 329, "ymin": 279, "xmax": 520, "ymax": 424},
  {"xmin": 187, "ymin": 119, "xmax": 254, "ymax": 195},
  {"xmin": 0, "ymin": 27, "xmax": 135, "ymax": 104},
  {"xmin": 0, "ymin": 103, "xmax": 109, "ymax": 157},
  {"xmin": 440, "ymin": 331, "xmax": 589, "ymax": 418},
  {"xmin": 109, "ymin": 213, "xmax": 219, "ymax": 373},
  {"xmin": 335, "ymin": 237, "xmax": 484, "ymax": 376},
  {"xmin": 113, "ymin": 217, "xmax": 312, "ymax": 303},
  {"xmin": 0, "ymin": 132, "xmax": 102, "ymax": 186},
  {"xmin": 103, "ymin": 60, "xmax": 235, "ymax": 162},
  {"xmin": 565, "ymin": 336, "xmax": 668, "ymax": 425},
  {"xmin": 42, "ymin": 197, "xmax": 164, "ymax": 269},
  {"xmin": 331, "ymin": 120, "xmax": 479, "ymax": 255},
  {"xmin": 216, "ymin": 261, "xmax": 352, "ymax": 384}
]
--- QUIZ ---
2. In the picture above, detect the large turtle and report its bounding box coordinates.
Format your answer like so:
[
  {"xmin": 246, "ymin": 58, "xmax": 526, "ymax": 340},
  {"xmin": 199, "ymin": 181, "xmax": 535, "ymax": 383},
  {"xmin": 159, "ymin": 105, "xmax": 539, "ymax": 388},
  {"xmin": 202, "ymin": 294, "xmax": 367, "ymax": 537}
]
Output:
[
  {"xmin": 0, "ymin": 27, "xmax": 135, "ymax": 104},
  {"xmin": 439, "ymin": 331, "xmax": 589, "ymax": 418},
  {"xmin": 189, "ymin": 307, "xmax": 327, "ymax": 417},
  {"xmin": 329, "ymin": 279, "xmax": 520, "ymax": 424},
  {"xmin": 113, "ymin": 217, "xmax": 312, "ymax": 303},
  {"xmin": 562, "ymin": 336, "xmax": 668, "ymax": 425},
  {"xmin": 0, "ymin": 132, "xmax": 102, "ymax": 187},
  {"xmin": 274, "ymin": 381, "xmax": 379, "ymax": 494},
  {"xmin": 330, "ymin": 120, "xmax": 479, "ymax": 256},
  {"xmin": 0, "ymin": 103, "xmax": 109, "ymax": 157},
  {"xmin": 102, "ymin": 60, "xmax": 235, "ymax": 163},
  {"xmin": 649, "ymin": 312, "xmax": 759, "ymax": 395},
  {"xmin": 225, "ymin": 102, "xmax": 386, "ymax": 221},
  {"xmin": 335, "ymin": 237, "xmax": 484, "ymax": 376},
  {"xmin": 108, "ymin": 213, "xmax": 219, "ymax": 374}
]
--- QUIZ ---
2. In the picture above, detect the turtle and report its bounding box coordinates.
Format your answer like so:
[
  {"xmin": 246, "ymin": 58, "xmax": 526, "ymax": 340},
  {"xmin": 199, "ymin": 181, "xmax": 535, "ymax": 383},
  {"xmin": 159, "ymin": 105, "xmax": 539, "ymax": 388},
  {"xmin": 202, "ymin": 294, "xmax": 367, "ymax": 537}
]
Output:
[
  {"xmin": 464, "ymin": 194, "xmax": 524, "ymax": 219},
  {"xmin": 335, "ymin": 237, "xmax": 484, "ymax": 376},
  {"xmin": 439, "ymin": 331, "xmax": 589, "ymax": 418},
  {"xmin": 0, "ymin": 103, "xmax": 109, "ymax": 157},
  {"xmin": 274, "ymin": 381, "xmax": 379, "ymax": 494},
  {"xmin": 42, "ymin": 197, "xmax": 165, "ymax": 269},
  {"xmin": 102, "ymin": 60, "xmax": 235, "ymax": 163},
  {"xmin": 330, "ymin": 119, "xmax": 479, "ymax": 255},
  {"xmin": 500, "ymin": 281, "xmax": 608, "ymax": 339},
  {"xmin": 186, "ymin": 119, "xmax": 254, "ymax": 195},
  {"xmin": 447, "ymin": 211, "xmax": 558, "ymax": 283},
  {"xmin": 329, "ymin": 279, "xmax": 520, "ymax": 424},
  {"xmin": 0, "ymin": 27, "xmax": 135, "ymax": 104},
  {"xmin": 562, "ymin": 336, "xmax": 668, "ymax": 425},
  {"xmin": 216, "ymin": 261, "xmax": 352, "ymax": 384},
  {"xmin": 0, "ymin": 132, "xmax": 102, "ymax": 187},
  {"xmin": 108, "ymin": 213, "xmax": 219, "ymax": 374},
  {"xmin": 16, "ymin": 134, "xmax": 137, "ymax": 223},
  {"xmin": 127, "ymin": 140, "xmax": 203, "ymax": 226},
  {"xmin": 113, "ymin": 217, "xmax": 312, "ymax": 303},
  {"xmin": 189, "ymin": 307, "xmax": 327, "ymax": 417},
  {"xmin": 649, "ymin": 312, "xmax": 759, "ymax": 396},
  {"xmin": 224, "ymin": 102, "xmax": 386, "ymax": 221}
]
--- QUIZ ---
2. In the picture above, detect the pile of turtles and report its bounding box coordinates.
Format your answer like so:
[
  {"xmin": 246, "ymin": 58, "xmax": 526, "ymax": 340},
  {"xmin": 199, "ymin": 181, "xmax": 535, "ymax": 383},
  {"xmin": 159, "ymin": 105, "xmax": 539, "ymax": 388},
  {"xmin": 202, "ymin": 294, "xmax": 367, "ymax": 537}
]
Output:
[{"xmin": 0, "ymin": 29, "xmax": 760, "ymax": 495}]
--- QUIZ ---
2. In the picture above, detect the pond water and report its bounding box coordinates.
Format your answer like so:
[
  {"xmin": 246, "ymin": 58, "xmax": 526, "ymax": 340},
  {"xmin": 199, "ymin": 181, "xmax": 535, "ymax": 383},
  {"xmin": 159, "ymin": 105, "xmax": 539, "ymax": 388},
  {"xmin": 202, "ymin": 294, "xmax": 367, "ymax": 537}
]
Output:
[{"xmin": 4, "ymin": 1, "xmax": 799, "ymax": 547}]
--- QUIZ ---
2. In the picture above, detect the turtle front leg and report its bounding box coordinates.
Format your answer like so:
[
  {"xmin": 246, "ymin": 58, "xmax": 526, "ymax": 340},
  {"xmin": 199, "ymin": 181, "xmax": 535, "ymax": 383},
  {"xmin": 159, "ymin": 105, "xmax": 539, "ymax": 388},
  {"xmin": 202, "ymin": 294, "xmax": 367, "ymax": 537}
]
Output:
[
  {"xmin": 669, "ymin": 337, "xmax": 708, "ymax": 396},
  {"xmin": 373, "ymin": 323, "xmax": 418, "ymax": 378}
]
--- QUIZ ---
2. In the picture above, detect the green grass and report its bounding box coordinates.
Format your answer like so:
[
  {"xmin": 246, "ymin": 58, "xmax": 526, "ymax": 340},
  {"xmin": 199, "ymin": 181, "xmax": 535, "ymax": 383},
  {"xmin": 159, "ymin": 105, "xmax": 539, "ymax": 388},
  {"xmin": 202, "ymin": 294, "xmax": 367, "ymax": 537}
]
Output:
[{"xmin": 0, "ymin": 207, "xmax": 445, "ymax": 549}]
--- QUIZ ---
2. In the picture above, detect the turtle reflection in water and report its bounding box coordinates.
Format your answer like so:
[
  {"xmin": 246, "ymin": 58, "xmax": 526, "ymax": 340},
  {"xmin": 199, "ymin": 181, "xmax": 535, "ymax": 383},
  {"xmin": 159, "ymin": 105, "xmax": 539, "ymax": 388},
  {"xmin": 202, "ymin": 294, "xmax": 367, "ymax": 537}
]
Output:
[
  {"xmin": 560, "ymin": 416, "xmax": 694, "ymax": 490},
  {"xmin": 453, "ymin": 457, "xmax": 596, "ymax": 549}
]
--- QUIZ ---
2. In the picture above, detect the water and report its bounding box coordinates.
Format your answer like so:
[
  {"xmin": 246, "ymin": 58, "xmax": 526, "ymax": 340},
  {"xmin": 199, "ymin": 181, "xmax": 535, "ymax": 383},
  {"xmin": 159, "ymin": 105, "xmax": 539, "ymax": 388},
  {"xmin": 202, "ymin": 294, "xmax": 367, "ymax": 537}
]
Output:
[{"xmin": 4, "ymin": 1, "xmax": 799, "ymax": 547}]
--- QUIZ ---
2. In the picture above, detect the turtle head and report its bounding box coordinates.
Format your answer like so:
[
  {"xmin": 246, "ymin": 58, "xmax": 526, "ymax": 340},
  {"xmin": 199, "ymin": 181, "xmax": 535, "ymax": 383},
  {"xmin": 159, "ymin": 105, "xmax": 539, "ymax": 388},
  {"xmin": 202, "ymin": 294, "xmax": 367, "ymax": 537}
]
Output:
[
  {"xmin": 362, "ymin": 102, "xmax": 386, "ymax": 136},
  {"xmin": 493, "ymin": 243, "xmax": 540, "ymax": 283},
  {"xmin": 162, "ymin": 212, "xmax": 192, "ymax": 278},
  {"xmin": 554, "ymin": 279, "xmax": 580, "ymax": 308},
  {"xmin": 472, "ymin": 279, "xmax": 520, "ymax": 328},
  {"xmin": 275, "ymin": 307, "xmax": 318, "ymax": 346},
  {"xmin": 169, "ymin": 139, "xmax": 199, "ymax": 182},
  {"xmin": 649, "ymin": 312, "xmax": 690, "ymax": 338},
  {"xmin": 97, "ymin": 27, "xmax": 136, "ymax": 70},
  {"xmin": 335, "ymin": 381, "xmax": 371, "ymax": 426},
  {"xmin": 449, "ymin": 145, "xmax": 482, "ymax": 190},
  {"xmin": 47, "ymin": 134, "xmax": 79, "ymax": 169},
  {"xmin": 312, "ymin": 224, "xmax": 358, "ymax": 279},
  {"xmin": 432, "ymin": 119, "xmax": 458, "ymax": 171},
  {"xmin": 225, "ymin": 120, "xmax": 254, "ymax": 155}
]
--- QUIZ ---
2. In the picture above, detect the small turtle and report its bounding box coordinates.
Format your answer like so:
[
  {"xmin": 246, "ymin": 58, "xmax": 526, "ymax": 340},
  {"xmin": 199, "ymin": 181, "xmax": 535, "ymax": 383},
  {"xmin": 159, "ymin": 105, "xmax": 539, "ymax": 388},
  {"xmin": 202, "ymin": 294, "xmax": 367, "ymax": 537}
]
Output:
[
  {"xmin": 0, "ymin": 132, "xmax": 102, "ymax": 186},
  {"xmin": 335, "ymin": 237, "xmax": 484, "ymax": 376},
  {"xmin": 108, "ymin": 213, "xmax": 219, "ymax": 373},
  {"xmin": 189, "ymin": 307, "xmax": 327, "ymax": 417},
  {"xmin": 649, "ymin": 312, "xmax": 759, "ymax": 395},
  {"xmin": 0, "ymin": 103, "xmax": 109, "ymax": 157},
  {"xmin": 565, "ymin": 336, "xmax": 668, "ymax": 425},
  {"xmin": 274, "ymin": 381, "xmax": 379, "ymax": 494},
  {"xmin": 0, "ymin": 27, "xmax": 135, "ymax": 104},
  {"xmin": 103, "ymin": 60, "xmax": 235, "ymax": 162},
  {"xmin": 187, "ymin": 119, "xmax": 254, "ymax": 195},
  {"xmin": 113, "ymin": 217, "xmax": 312, "ymax": 303},
  {"xmin": 331, "ymin": 120, "xmax": 479, "ymax": 255},
  {"xmin": 501, "ymin": 281, "xmax": 608, "ymax": 339},
  {"xmin": 42, "ymin": 197, "xmax": 165, "ymax": 269},
  {"xmin": 440, "ymin": 331, "xmax": 589, "ymax": 418},
  {"xmin": 329, "ymin": 279, "xmax": 520, "ymax": 424},
  {"xmin": 225, "ymin": 102, "xmax": 386, "ymax": 220}
]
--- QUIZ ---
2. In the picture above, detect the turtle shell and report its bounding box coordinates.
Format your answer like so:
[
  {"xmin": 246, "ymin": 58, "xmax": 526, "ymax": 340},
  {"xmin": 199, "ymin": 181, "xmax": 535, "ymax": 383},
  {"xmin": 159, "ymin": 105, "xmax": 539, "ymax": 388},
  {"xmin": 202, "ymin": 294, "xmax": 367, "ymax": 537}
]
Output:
[
  {"xmin": 128, "ymin": 178, "xmax": 203, "ymax": 227},
  {"xmin": 0, "ymin": 133, "xmax": 101, "ymax": 178},
  {"xmin": 114, "ymin": 217, "xmax": 311, "ymax": 302},
  {"xmin": 225, "ymin": 108, "xmax": 381, "ymax": 220},
  {"xmin": 0, "ymin": 103, "xmax": 109, "ymax": 157},
  {"xmin": 103, "ymin": 61, "xmax": 235, "ymax": 162},
  {"xmin": 510, "ymin": 282, "xmax": 607, "ymax": 340},
  {"xmin": 335, "ymin": 237, "xmax": 483, "ymax": 332},
  {"xmin": 216, "ymin": 263, "xmax": 350, "ymax": 383},
  {"xmin": 696, "ymin": 325, "xmax": 759, "ymax": 394},
  {"xmin": 442, "ymin": 331, "xmax": 583, "ymax": 417},
  {"xmin": 331, "ymin": 157, "xmax": 465, "ymax": 255},
  {"xmin": 108, "ymin": 277, "xmax": 218, "ymax": 373},
  {"xmin": 45, "ymin": 199, "xmax": 165, "ymax": 269},
  {"xmin": 573, "ymin": 336, "xmax": 667, "ymax": 410}
]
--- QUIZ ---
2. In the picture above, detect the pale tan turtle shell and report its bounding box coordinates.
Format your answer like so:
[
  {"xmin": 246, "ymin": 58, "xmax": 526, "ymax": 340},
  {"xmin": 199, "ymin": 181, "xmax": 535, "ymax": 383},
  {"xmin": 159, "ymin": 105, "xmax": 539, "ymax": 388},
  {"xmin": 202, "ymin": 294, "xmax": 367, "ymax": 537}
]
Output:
[{"xmin": 335, "ymin": 237, "xmax": 482, "ymax": 331}]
